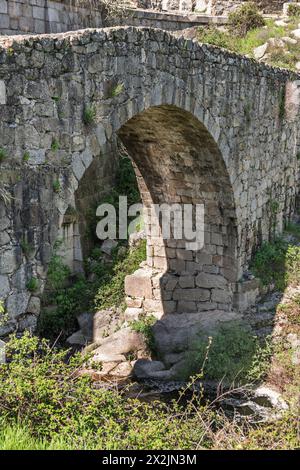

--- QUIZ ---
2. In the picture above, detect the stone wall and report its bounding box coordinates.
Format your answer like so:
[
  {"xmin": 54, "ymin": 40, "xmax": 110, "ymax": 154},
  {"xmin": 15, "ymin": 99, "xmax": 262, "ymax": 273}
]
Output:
[
  {"xmin": 0, "ymin": 27, "xmax": 299, "ymax": 340},
  {"xmin": 0, "ymin": 0, "xmax": 104, "ymax": 36}
]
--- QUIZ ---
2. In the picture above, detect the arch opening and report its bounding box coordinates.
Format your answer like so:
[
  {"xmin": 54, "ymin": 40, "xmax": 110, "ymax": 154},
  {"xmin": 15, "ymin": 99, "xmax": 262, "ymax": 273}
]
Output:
[{"xmin": 118, "ymin": 105, "xmax": 239, "ymax": 318}]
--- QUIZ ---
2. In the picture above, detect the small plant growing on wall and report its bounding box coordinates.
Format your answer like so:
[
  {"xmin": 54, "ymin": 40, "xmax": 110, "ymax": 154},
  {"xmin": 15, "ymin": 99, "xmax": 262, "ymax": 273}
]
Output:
[
  {"xmin": 53, "ymin": 179, "xmax": 61, "ymax": 193},
  {"xmin": 83, "ymin": 106, "xmax": 96, "ymax": 126},
  {"xmin": 51, "ymin": 139, "xmax": 60, "ymax": 151},
  {"xmin": 23, "ymin": 151, "xmax": 30, "ymax": 163},
  {"xmin": 20, "ymin": 238, "xmax": 34, "ymax": 258},
  {"xmin": 0, "ymin": 148, "xmax": 7, "ymax": 162},
  {"xmin": 26, "ymin": 277, "xmax": 39, "ymax": 292},
  {"xmin": 0, "ymin": 299, "xmax": 9, "ymax": 327},
  {"xmin": 109, "ymin": 82, "xmax": 124, "ymax": 98}
]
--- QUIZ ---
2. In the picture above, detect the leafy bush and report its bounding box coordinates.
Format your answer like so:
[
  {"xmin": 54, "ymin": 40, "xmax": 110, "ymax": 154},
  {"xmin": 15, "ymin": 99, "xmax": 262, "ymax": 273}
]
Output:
[
  {"xmin": 181, "ymin": 321, "xmax": 268, "ymax": 384},
  {"xmin": 251, "ymin": 237, "xmax": 300, "ymax": 290},
  {"xmin": 0, "ymin": 333, "xmax": 212, "ymax": 449},
  {"xmin": 83, "ymin": 106, "xmax": 96, "ymax": 126},
  {"xmin": 0, "ymin": 299, "xmax": 8, "ymax": 327},
  {"xmin": 94, "ymin": 240, "xmax": 146, "ymax": 311},
  {"xmin": 130, "ymin": 315, "xmax": 157, "ymax": 353},
  {"xmin": 0, "ymin": 333, "xmax": 298, "ymax": 449},
  {"xmin": 26, "ymin": 277, "xmax": 39, "ymax": 292},
  {"xmin": 197, "ymin": 26, "xmax": 238, "ymax": 51},
  {"xmin": 228, "ymin": 3, "xmax": 265, "ymax": 37},
  {"xmin": 288, "ymin": 4, "xmax": 300, "ymax": 17},
  {"xmin": 0, "ymin": 148, "xmax": 7, "ymax": 162}
]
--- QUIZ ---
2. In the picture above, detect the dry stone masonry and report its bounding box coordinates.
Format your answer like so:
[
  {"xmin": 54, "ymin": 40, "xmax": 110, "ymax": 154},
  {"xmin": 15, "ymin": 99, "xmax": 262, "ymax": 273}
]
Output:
[{"xmin": 0, "ymin": 25, "xmax": 299, "ymax": 359}]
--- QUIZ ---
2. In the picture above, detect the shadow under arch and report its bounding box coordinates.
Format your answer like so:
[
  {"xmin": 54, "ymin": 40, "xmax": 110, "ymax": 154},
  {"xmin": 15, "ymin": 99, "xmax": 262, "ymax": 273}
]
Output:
[{"xmin": 117, "ymin": 105, "xmax": 241, "ymax": 374}]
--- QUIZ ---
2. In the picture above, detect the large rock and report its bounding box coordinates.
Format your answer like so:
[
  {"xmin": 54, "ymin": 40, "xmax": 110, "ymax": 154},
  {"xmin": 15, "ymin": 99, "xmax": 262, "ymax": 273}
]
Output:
[
  {"xmin": 125, "ymin": 269, "xmax": 153, "ymax": 299},
  {"xmin": 253, "ymin": 43, "xmax": 268, "ymax": 60},
  {"xmin": 291, "ymin": 29, "xmax": 300, "ymax": 39},
  {"xmin": 67, "ymin": 330, "xmax": 87, "ymax": 346},
  {"xmin": 101, "ymin": 239, "xmax": 118, "ymax": 256},
  {"xmin": 93, "ymin": 309, "xmax": 122, "ymax": 342},
  {"xmin": 133, "ymin": 359, "xmax": 166, "ymax": 379},
  {"xmin": 91, "ymin": 327, "xmax": 146, "ymax": 363},
  {"xmin": 152, "ymin": 310, "xmax": 240, "ymax": 356}
]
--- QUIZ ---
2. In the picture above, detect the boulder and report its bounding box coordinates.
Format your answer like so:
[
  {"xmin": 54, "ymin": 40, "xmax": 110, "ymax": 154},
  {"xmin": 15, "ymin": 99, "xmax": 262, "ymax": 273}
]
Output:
[
  {"xmin": 133, "ymin": 359, "xmax": 166, "ymax": 379},
  {"xmin": 67, "ymin": 330, "xmax": 87, "ymax": 346},
  {"xmin": 291, "ymin": 29, "xmax": 300, "ymax": 39},
  {"xmin": 152, "ymin": 310, "xmax": 240, "ymax": 356},
  {"xmin": 253, "ymin": 386, "xmax": 289, "ymax": 411},
  {"xmin": 253, "ymin": 43, "xmax": 268, "ymax": 60},
  {"xmin": 77, "ymin": 311, "xmax": 93, "ymax": 340},
  {"xmin": 91, "ymin": 327, "xmax": 146, "ymax": 363}
]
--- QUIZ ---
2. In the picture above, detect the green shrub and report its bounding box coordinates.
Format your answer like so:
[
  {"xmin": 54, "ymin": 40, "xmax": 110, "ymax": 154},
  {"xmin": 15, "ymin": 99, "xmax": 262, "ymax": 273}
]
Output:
[
  {"xmin": 53, "ymin": 179, "xmax": 61, "ymax": 193},
  {"xmin": 197, "ymin": 26, "xmax": 238, "ymax": 51},
  {"xmin": 288, "ymin": 4, "xmax": 300, "ymax": 17},
  {"xmin": 228, "ymin": 2, "xmax": 265, "ymax": 37},
  {"xmin": 22, "ymin": 151, "xmax": 30, "ymax": 163},
  {"xmin": 26, "ymin": 277, "xmax": 39, "ymax": 292},
  {"xmin": 180, "ymin": 321, "xmax": 266, "ymax": 384},
  {"xmin": 0, "ymin": 333, "xmax": 211, "ymax": 449},
  {"xmin": 251, "ymin": 236, "xmax": 300, "ymax": 290},
  {"xmin": 0, "ymin": 299, "xmax": 8, "ymax": 327},
  {"xmin": 0, "ymin": 148, "xmax": 7, "ymax": 162},
  {"xmin": 94, "ymin": 240, "xmax": 146, "ymax": 311},
  {"xmin": 51, "ymin": 138, "xmax": 60, "ymax": 151},
  {"xmin": 130, "ymin": 315, "xmax": 157, "ymax": 353},
  {"xmin": 83, "ymin": 106, "xmax": 96, "ymax": 126}
]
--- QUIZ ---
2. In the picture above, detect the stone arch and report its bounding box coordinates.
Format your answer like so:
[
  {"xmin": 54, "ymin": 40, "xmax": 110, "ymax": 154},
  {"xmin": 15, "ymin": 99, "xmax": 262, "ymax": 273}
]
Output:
[{"xmin": 116, "ymin": 105, "xmax": 238, "ymax": 317}]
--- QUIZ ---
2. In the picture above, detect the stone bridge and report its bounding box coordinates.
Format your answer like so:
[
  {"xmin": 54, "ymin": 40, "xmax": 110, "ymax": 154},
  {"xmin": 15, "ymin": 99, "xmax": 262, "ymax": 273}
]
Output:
[{"xmin": 0, "ymin": 27, "xmax": 299, "ymax": 344}]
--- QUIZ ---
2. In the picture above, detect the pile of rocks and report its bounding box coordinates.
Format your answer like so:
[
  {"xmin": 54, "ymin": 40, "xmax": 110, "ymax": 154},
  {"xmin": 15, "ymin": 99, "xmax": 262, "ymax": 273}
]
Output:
[{"xmin": 253, "ymin": 20, "xmax": 300, "ymax": 72}]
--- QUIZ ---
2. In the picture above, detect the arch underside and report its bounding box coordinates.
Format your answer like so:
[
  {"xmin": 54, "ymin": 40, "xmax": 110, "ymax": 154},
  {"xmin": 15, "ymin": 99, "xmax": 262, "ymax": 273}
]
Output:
[{"xmin": 118, "ymin": 105, "xmax": 238, "ymax": 316}]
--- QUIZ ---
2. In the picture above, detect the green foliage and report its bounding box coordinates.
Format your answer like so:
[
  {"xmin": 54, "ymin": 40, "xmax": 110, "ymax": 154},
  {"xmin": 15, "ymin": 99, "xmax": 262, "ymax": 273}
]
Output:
[
  {"xmin": 0, "ymin": 333, "xmax": 210, "ymax": 450},
  {"xmin": 251, "ymin": 235, "xmax": 300, "ymax": 290},
  {"xmin": 109, "ymin": 82, "xmax": 124, "ymax": 98},
  {"xmin": 26, "ymin": 277, "xmax": 39, "ymax": 292},
  {"xmin": 94, "ymin": 240, "xmax": 146, "ymax": 311},
  {"xmin": 22, "ymin": 151, "xmax": 30, "ymax": 163},
  {"xmin": 51, "ymin": 138, "xmax": 60, "ymax": 151},
  {"xmin": 83, "ymin": 105, "xmax": 96, "ymax": 126},
  {"xmin": 0, "ymin": 333, "xmax": 298, "ymax": 450},
  {"xmin": 181, "ymin": 321, "xmax": 266, "ymax": 384},
  {"xmin": 20, "ymin": 238, "xmax": 33, "ymax": 257},
  {"xmin": 46, "ymin": 250, "xmax": 71, "ymax": 291},
  {"xmin": 288, "ymin": 4, "xmax": 300, "ymax": 17},
  {"xmin": 130, "ymin": 315, "xmax": 157, "ymax": 353},
  {"xmin": 52, "ymin": 179, "xmax": 61, "ymax": 193},
  {"xmin": 228, "ymin": 2, "xmax": 265, "ymax": 37},
  {"xmin": 279, "ymin": 87, "xmax": 286, "ymax": 120},
  {"xmin": 0, "ymin": 148, "xmax": 7, "ymax": 163},
  {"xmin": 0, "ymin": 299, "xmax": 8, "ymax": 327},
  {"xmin": 197, "ymin": 18, "xmax": 299, "ymax": 71}
]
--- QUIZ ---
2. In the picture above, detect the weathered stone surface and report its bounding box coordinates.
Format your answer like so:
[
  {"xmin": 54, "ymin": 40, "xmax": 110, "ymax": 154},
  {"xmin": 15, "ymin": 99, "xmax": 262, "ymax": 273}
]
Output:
[
  {"xmin": 92, "ymin": 327, "xmax": 146, "ymax": 363},
  {"xmin": 101, "ymin": 239, "xmax": 118, "ymax": 256},
  {"xmin": 133, "ymin": 359, "xmax": 167, "ymax": 379},
  {"xmin": 0, "ymin": 26, "xmax": 299, "ymax": 359},
  {"xmin": 125, "ymin": 270, "xmax": 153, "ymax": 299},
  {"xmin": 93, "ymin": 309, "xmax": 122, "ymax": 343},
  {"xmin": 152, "ymin": 310, "xmax": 240, "ymax": 356},
  {"xmin": 67, "ymin": 330, "xmax": 88, "ymax": 346},
  {"xmin": 27, "ymin": 296, "xmax": 41, "ymax": 315},
  {"xmin": 195, "ymin": 273, "xmax": 227, "ymax": 289}
]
